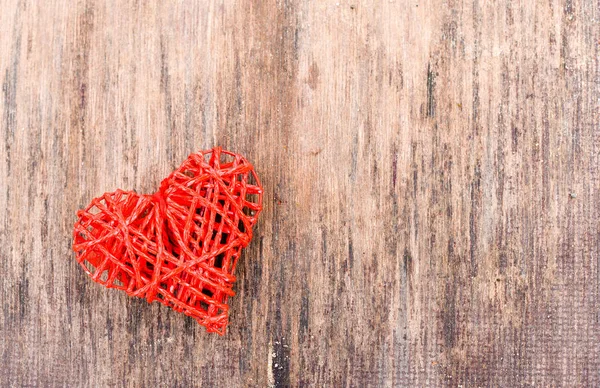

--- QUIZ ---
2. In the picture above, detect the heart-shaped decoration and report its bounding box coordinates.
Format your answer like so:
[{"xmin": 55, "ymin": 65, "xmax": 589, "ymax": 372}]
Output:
[{"xmin": 72, "ymin": 147, "xmax": 263, "ymax": 335}]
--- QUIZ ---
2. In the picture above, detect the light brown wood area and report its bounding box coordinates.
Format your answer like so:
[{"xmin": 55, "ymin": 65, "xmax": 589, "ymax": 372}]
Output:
[{"xmin": 1, "ymin": 0, "xmax": 599, "ymax": 386}]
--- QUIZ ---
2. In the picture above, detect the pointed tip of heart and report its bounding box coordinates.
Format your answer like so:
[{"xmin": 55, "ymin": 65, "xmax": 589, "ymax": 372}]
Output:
[{"xmin": 73, "ymin": 148, "xmax": 263, "ymax": 335}]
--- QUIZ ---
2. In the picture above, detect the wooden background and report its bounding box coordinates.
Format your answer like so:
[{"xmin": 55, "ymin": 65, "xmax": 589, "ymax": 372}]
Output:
[{"xmin": 1, "ymin": 0, "xmax": 599, "ymax": 386}]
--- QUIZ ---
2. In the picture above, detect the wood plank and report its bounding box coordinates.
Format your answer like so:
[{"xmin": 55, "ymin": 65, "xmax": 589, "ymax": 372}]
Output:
[{"xmin": 0, "ymin": 0, "xmax": 599, "ymax": 386}]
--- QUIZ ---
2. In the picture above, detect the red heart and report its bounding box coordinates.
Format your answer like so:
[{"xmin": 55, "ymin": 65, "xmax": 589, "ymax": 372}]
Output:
[{"xmin": 72, "ymin": 148, "xmax": 263, "ymax": 335}]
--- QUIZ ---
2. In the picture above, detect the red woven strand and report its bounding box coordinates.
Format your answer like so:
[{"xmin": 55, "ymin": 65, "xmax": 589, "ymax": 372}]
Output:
[{"xmin": 72, "ymin": 148, "xmax": 263, "ymax": 335}]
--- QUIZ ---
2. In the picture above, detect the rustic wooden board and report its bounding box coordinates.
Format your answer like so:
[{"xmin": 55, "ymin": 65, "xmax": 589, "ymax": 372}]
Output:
[{"xmin": 1, "ymin": 0, "xmax": 599, "ymax": 386}]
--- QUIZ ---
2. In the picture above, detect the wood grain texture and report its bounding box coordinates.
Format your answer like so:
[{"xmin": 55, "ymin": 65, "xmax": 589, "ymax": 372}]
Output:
[{"xmin": 1, "ymin": 0, "xmax": 599, "ymax": 386}]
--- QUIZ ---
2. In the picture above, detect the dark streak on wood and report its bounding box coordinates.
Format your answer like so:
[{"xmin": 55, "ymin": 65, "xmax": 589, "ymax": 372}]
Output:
[
  {"xmin": 2, "ymin": 4, "xmax": 20, "ymax": 176},
  {"xmin": 426, "ymin": 63, "xmax": 436, "ymax": 118}
]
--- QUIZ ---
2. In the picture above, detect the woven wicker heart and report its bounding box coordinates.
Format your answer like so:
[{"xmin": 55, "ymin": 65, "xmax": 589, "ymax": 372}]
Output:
[{"xmin": 73, "ymin": 148, "xmax": 263, "ymax": 335}]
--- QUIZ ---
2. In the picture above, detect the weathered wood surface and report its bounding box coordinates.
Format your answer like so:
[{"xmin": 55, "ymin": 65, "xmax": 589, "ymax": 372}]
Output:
[{"xmin": 1, "ymin": 0, "xmax": 599, "ymax": 386}]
